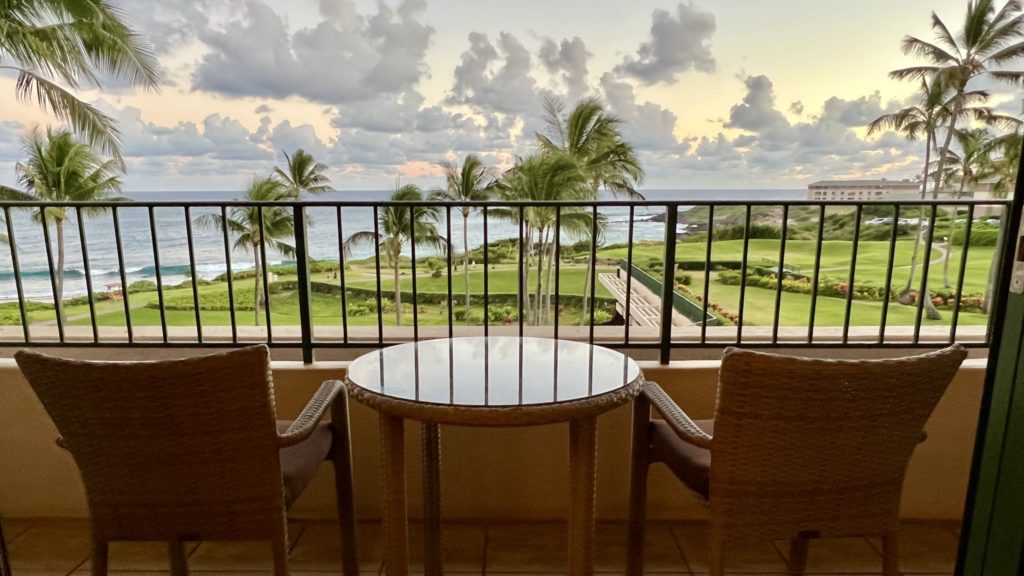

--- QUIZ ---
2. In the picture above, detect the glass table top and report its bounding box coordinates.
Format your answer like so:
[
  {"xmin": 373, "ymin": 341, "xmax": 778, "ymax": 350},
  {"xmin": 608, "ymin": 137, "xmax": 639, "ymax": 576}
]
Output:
[{"xmin": 345, "ymin": 337, "xmax": 642, "ymax": 407}]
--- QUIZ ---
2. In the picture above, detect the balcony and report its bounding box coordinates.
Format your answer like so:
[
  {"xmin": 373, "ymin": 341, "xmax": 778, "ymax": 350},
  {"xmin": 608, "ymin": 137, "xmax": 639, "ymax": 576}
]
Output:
[{"xmin": 0, "ymin": 197, "xmax": 1010, "ymax": 575}]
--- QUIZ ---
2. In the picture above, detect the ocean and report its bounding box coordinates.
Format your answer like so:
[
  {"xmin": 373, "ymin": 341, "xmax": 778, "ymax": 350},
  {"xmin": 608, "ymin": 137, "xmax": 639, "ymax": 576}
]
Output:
[{"xmin": 0, "ymin": 189, "xmax": 803, "ymax": 302}]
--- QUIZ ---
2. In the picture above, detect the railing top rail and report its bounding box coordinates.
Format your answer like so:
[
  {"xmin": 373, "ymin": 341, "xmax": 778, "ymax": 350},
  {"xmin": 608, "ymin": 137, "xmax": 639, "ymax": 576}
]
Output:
[{"xmin": 0, "ymin": 198, "xmax": 1013, "ymax": 208}]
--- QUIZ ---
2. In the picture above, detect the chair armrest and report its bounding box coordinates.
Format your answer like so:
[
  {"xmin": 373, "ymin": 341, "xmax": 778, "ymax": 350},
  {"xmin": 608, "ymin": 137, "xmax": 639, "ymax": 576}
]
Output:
[
  {"xmin": 643, "ymin": 381, "xmax": 713, "ymax": 449},
  {"xmin": 279, "ymin": 380, "xmax": 345, "ymax": 447}
]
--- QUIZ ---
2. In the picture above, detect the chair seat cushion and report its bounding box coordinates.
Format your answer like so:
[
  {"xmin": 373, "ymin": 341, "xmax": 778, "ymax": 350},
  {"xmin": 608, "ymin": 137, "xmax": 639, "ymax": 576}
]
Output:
[
  {"xmin": 277, "ymin": 420, "xmax": 333, "ymax": 508},
  {"xmin": 649, "ymin": 418, "xmax": 714, "ymax": 499}
]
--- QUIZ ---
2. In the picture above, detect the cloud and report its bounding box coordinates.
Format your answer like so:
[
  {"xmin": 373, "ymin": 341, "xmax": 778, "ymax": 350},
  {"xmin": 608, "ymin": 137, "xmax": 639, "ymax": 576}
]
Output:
[
  {"xmin": 447, "ymin": 32, "xmax": 539, "ymax": 115},
  {"xmin": 254, "ymin": 104, "xmax": 273, "ymax": 114},
  {"xmin": 538, "ymin": 36, "xmax": 591, "ymax": 101},
  {"xmin": 192, "ymin": 0, "xmax": 433, "ymax": 103},
  {"xmin": 789, "ymin": 101, "xmax": 804, "ymax": 116},
  {"xmin": 615, "ymin": 2, "xmax": 716, "ymax": 85},
  {"xmin": 724, "ymin": 75, "xmax": 789, "ymax": 133},
  {"xmin": 599, "ymin": 73, "xmax": 684, "ymax": 152}
]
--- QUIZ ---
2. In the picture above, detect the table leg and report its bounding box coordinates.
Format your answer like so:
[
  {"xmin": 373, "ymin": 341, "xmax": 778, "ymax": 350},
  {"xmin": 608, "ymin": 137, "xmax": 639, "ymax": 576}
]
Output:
[
  {"xmin": 380, "ymin": 414, "xmax": 409, "ymax": 576},
  {"xmin": 569, "ymin": 416, "xmax": 598, "ymax": 576},
  {"xmin": 422, "ymin": 422, "xmax": 443, "ymax": 576}
]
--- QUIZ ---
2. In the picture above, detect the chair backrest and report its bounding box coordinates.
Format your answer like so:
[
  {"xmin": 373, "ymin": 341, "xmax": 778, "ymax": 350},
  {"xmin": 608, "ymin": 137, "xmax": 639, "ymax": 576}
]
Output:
[
  {"xmin": 709, "ymin": 345, "xmax": 967, "ymax": 540},
  {"xmin": 15, "ymin": 345, "xmax": 285, "ymax": 542}
]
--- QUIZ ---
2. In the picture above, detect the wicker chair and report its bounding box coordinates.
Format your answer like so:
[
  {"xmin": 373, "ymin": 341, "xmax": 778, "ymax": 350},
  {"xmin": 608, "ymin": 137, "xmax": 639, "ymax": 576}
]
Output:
[
  {"xmin": 15, "ymin": 345, "xmax": 359, "ymax": 576},
  {"xmin": 626, "ymin": 345, "xmax": 967, "ymax": 576}
]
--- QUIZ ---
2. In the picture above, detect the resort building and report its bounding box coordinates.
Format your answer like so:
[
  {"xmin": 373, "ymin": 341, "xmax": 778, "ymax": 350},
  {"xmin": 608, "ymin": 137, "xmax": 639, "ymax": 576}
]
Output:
[{"xmin": 807, "ymin": 178, "xmax": 921, "ymax": 200}]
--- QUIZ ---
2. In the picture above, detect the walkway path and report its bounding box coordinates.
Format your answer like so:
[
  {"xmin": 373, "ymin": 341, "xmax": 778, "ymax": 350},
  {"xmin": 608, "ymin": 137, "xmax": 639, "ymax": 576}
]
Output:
[{"xmin": 598, "ymin": 272, "xmax": 695, "ymax": 327}]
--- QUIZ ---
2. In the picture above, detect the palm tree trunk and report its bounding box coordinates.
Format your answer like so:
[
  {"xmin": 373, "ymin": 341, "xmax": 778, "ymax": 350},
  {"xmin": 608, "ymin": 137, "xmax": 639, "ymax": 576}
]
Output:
[
  {"xmin": 984, "ymin": 209, "xmax": 1008, "ymax": 314},
  {"xmin": 522, "ymin": 226, "xmax": 533, "ymax": 322},
  {"xmin": 254, "ymin": 253, "xmax": 261, "ymax": 326},
  {"xmin": 55, "ymin": 219, "xmax": 65, "ymax": 325},
  {"xmin": 463, "ymin": 212, "xmax": 471, "ymax": 324},
  {"xmin": 580, "ymin": 241, "xmax": 594, "ymax": 326},
  {"xmin": 534, "ymin": 227, "xmax": 545, "ymax": 325},
  {"xmin": 942, "ymin": 179, "xmax": 967, "ymax": 288},
  {"xmin": 900, "ymin": 133, "xmax": 933, "ymax": 303},
  {"xmin": 933, "ymin": 98, "xmax": 963, "ymax": 198},
  {"xmin": 394, "ymin": 258, "xmax": 402, "ymax": 325}
]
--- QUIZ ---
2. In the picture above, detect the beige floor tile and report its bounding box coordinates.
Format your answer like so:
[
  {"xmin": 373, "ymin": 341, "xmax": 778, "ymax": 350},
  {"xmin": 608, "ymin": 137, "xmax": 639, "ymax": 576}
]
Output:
[
  {"xmin": 7, "ymin": 519, "xmax": 91, "ymax": 573},
  {"xmin": 288, "ymin": 520, "xmax": 382, "ymax": 572},
  {"xmin": 186, "ymin": 521, "xmax": 303, "ymax": 571},
  {"xmin": 592, "ymin": 521, "xmax": 687, "ymax": 573},
  {"xmin": 673, "ymin": 522, "xmax": 788, "ymax": 574},
  {"xmin": 774, "ymin": 537, "xmax": 882, "ymax": 574},
  {"xmin": 406, "ymin": 521, "xmax": 486, "ymax": 572},
  {"xmin": 485, "ymin": 523, "xmax": 567, "ymax": 573},
  {"xmin": 80, "ymin": 540, "xmax": 201, "ymax": 571},
  {"xmin": 892, "ymin": 522, "xmax": 961, "ymax": 574}
]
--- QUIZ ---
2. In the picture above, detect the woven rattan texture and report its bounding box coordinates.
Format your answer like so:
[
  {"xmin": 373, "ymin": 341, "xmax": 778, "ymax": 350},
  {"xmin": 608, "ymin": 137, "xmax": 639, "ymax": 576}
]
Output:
[
  {"xmin": 15, "ymin": 345, "xmax": 286, "ymax": 542},
  {"xmin": 708, "ymin": 345, "xmax": 968, "ymax": 541}
]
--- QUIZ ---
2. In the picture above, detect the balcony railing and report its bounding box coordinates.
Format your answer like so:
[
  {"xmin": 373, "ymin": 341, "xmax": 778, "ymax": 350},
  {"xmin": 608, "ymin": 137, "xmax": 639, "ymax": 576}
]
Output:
[{"xmin": 0, "ymin": 198, "xmax": 1012, "ymax": 362}]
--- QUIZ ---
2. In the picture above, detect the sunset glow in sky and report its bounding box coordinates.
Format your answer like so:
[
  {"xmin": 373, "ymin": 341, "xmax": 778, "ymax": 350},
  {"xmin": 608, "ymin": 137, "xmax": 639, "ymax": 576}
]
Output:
[{"xmin": 0, "ymin": 0, "xmax": 1018, "ymax": 191}]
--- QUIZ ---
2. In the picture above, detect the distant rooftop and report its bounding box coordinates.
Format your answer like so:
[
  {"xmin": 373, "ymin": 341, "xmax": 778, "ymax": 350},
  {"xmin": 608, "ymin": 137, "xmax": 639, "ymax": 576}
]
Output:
[{"xmin": 808, "ymin": 179, "xmax": 919, "ymax": 188}]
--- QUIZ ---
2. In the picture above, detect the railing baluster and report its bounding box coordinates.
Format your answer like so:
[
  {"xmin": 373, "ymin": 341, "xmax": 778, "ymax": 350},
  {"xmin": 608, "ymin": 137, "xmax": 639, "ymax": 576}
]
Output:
[
  {"xmin": 807, "ymin": 205, "xmax": 825, "ymax": 344},
  {"xmin": 659, "ymin": 205, "xmax": 678, "ymax": 364},
  {"xmin": 878, "ymin": 205, "xmax": 900, "ymax": 344},
  {"xmin": 700, "ymin": 206, "xmax": 713, "ymax": 344},
  {"xmin": 772, "ymin": 205, "xmax": 789, "ymax": 344},
  {"xmin": 150, "ymin": 207, "xmax": 169, "ymax": 343},
  {"xmin": 372, "ymin": 207, "xmax": 384, "ymax": 346},
  {"xmin": 842, "ymin": 204, "xmax": 862, "ymax": 344},
  {"xmin": 518, "ymin": 206, "xmax": 525, "ymax": 337},
  {"xmin": 257, "ymin": 206, "xmax": 273, "ymax": 342},
  {"xmin": 554, "ymin": 207, "xmax": 561, "ymax": 340},
  {"xmin": 589, "ymin": 205, "xmax": 599, "ymax": 343},
  {"xmin": 336, "ymin": 206, "xmax": 349, "ymax": 344},
  {"xmin": 293, "ymin": 206, "xmax": 313, "ymax": 363},
  {"xmin": 5, "ymin": 207, "xmax": 30, "ymax": 342},
  {"xmin": 483, "ymin": 206, "xmax": 489, "ymax": 337},
  {"xmin": 112, "ymin": 207, "xmax": 133, "ymax": 343},
  {"xmin": 913, "ymin": 205, "xmax": 939, "ymax": 344},
  {"xmin": 445, "ymin": 206, "xmax": 453, "ymax": 338},
  {"xmin": 75, "ymin": 207, "xmax": 98, "ymax": 343},
  {"xmin": 183, "ymin": 207, "xmax": 201, "ymax": 343},
  {"xmin": 220, "ymin": 206, "xmax": 236, "ymax": 343},
  {"xmin": 949, "ymin": 204, "xmax": 975, "ymax": 344},
  {"xmin": 39, "ymin": 208, "xmax": 64, "ymax": 342},
  {"xmin": 735, "ymin": 205, "xmax": 752, "ymax": 344},
  {"xmin": 408, "ymin": 206, "xmax": 419, "ymax": 342},
  {"xmin": 624, "ymin": 206, "xmax": 636, "ymax": 345}
]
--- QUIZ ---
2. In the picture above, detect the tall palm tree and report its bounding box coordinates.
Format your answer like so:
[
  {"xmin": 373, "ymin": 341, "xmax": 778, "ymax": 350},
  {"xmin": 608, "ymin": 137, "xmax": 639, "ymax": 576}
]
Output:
[
  {"xmin": 537, "ymin": 96, "xmax": 645, "ymax": 323},
  {"xmin": 0, "ymin": 128, "xmax": 125, "ymax": 323},
  {"xmin": 891, "ymin": 0, "xmax": 1024, "ymax": 196},
  {"xmin": 428, "ymin": 154, "xmax": 494, "ymax": 324},
  {"xmin": 941, "ymin": 128, "xmax": 992, "ymax": 286},
  {"xmin": 344, "ymin": 185, "xmax": 445, "ymax": 325},
  {"xmin": 979, "ymin": 127, "xmax": 1023, "ymax": 311},
  {"xmin": 274, "ymin": 149, "xmax": 332, "ymax": 198},
  {"xmin": 868, "ymin": 78, "xmax": 950, "ymax": 317},
  {"xmin": 0, "ymin": 0, "xmax": 161, "ymax": 163},
  {"xmin": 494, "ymin": 153, "xmax": 593, "ymax": 325},
  {"xmin": 195, "ymin": 177, "xmax": 295, "ymax": 325}
]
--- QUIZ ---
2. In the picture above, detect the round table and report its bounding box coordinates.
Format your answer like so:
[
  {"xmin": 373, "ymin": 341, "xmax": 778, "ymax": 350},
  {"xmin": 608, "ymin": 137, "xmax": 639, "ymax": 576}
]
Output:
[{"xmin": 345, "ymin": 336, "xmax": 644, "ymax": 576}]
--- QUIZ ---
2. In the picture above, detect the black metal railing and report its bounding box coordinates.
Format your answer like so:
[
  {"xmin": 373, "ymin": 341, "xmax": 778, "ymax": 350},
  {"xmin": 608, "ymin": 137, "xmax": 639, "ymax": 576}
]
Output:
[{"xmin": 0, "ymin": 198, "xmax": 1012, "ymax": 363}]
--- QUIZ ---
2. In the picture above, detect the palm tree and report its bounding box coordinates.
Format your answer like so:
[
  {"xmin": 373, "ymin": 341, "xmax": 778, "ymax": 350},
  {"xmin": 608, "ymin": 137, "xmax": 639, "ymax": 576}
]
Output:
[
  {"xmin": 537, "ymin": 96, "xmax": 645, "ymax": 323},
  {"xmin": 0, "ymin": 0, "xmax": 161, "ymax": 163},
  {"xmin": 868, "ymin": 78, "xmax": 950, "ymax": 318},
  {"xmin": 979, "ymin": 127, "xmax": 1023, "ymax": 311},
  {"xmin": 195, "ymin": 177, "xmax": 295, "ymax": 325},
  {"xmin": 344, "ymin": 185, "xmax": 445, "ymax": 325},
  {"xmin": 494, "ymin": 154, "xmax": 593, "ymax": 325},
  {"xmin": 274, "ymin": 149, "xmax": 332, "ymax": 198},
  {"xmin": 428, "ymin": 155, "xmax": 494, "ymax": 324},
  {"xmin": 941, "ymin": 128, "xmax": 992, "ymax": 286},
  {"xmin": 891, "ymin": 0, "xmax": 1024, "ymax": 196},
  {"xmin": 0, "ymin": 128, "xmax": 125, "ymax": 323}
]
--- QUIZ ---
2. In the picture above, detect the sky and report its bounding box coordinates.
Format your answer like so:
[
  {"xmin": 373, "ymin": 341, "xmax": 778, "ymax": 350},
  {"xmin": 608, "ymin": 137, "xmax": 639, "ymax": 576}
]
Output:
[{"xmin": 0, "ymin": 0, "xmax": 1020, "ymax": 192}]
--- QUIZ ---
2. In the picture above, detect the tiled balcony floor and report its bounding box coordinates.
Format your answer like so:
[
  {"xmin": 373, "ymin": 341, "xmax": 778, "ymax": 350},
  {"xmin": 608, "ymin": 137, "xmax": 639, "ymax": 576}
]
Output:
[{"xmin": 2, "ymin": 518, "xmax": 961, "ymax": 575}]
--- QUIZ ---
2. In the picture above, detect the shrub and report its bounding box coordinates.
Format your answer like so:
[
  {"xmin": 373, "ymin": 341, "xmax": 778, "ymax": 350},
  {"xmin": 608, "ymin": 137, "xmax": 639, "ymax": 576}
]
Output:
[
  {"xmin": 591, "ymin": 309, "xmax": 612, "ymax": 325},
  {"xmin": 713, "ymin": 223, "xmax": 782, "ymax": 241},
  {"xmin": 952, "ymin": 226, "xmax": 1000, "ymax": 247},
  {"xmin": 127, "ymin": 280, "xmax": 158, "ymax": 294},
  {"xmin": 674, "ymin": 271, "xmax": 692, "ymax": 286}
]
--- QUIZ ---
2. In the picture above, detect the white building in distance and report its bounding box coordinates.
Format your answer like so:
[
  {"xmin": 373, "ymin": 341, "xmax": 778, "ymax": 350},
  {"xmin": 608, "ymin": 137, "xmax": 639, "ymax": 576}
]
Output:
[{"xmin": 807, "ymin": 179, "xmax": 920, "ymax": 201}]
